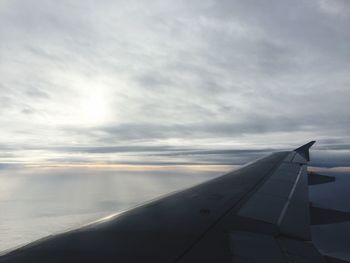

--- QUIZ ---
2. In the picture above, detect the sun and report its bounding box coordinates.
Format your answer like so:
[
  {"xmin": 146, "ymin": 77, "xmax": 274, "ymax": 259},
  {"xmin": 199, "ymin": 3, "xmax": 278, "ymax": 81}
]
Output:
[{"xmin": 78, "ymin": 91, "xmax": 111, "ymax": 125}]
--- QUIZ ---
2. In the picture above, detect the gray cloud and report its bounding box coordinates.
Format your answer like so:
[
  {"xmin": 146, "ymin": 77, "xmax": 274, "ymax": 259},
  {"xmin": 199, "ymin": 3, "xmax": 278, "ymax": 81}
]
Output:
[{"xmin": 0, "ymin": 0, "xmax": 349, "ymax": 166}]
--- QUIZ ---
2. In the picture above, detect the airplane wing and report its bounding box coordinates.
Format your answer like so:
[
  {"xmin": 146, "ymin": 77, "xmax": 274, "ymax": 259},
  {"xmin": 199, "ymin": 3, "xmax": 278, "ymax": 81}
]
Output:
[{"xmin": 0, "ymin": 141, "xmax": 339, "ymax": 263}]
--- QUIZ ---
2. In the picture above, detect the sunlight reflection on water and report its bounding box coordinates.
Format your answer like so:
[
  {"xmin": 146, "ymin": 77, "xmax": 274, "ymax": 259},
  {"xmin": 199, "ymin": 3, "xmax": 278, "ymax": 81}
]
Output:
[{"xmin": 0, "ymin": 165, "xmax": 222, "ymax": 252}]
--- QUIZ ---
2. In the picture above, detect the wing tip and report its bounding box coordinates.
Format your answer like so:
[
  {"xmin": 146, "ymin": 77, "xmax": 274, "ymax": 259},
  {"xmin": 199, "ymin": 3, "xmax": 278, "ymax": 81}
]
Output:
[{"xmin": 294, "ymin": 140, "xmax": 316, "ymax": 161}]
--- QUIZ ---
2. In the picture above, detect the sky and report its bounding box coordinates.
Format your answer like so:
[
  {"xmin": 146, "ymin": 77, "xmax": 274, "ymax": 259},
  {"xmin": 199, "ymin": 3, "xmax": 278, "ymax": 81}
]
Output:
[{"xmin": 0, "ymin": 0, "xmax": 350, "ymax": 168}]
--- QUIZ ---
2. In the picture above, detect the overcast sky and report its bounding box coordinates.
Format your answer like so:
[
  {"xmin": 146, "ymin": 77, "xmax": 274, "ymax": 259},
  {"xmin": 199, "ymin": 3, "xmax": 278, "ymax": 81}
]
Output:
[{"xmin": 0, "ymin": 0, "xmax": 349, "ymax": 167}]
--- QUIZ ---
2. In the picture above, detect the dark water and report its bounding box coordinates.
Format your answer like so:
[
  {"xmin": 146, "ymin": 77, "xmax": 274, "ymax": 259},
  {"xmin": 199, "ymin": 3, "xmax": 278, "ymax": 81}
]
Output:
[{"xmin": 0, "ymin": 166, "xmax": 349, "ymax": 260}]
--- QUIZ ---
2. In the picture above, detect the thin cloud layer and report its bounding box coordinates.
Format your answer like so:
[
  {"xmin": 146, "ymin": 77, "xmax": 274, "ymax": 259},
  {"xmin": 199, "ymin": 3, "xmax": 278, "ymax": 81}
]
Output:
[{"xmin": 0, "ymin": 0, "xmax": 349, "ymax": 166}]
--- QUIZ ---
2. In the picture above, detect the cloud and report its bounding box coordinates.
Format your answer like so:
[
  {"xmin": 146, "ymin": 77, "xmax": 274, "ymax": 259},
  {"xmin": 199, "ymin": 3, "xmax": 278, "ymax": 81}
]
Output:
[
  {"xmin": 317, "ymin": 0, "xmax": 350, "ymax": 17},
  {"xmin": 0, "ymin": 0, "xmax": 349, "ymax": 166}
]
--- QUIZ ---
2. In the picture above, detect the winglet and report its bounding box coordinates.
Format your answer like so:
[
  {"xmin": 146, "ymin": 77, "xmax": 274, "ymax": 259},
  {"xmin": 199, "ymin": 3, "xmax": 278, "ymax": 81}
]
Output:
[{"xmin": 294, "ymin": 141, "xmax": 316, "ymax": 161}]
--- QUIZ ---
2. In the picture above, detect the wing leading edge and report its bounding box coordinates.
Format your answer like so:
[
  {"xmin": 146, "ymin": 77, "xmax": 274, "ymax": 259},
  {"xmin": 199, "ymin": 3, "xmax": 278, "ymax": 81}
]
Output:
[{"xmin": 0, "ymin": 141, "xmax": 332, "ymax": 263}]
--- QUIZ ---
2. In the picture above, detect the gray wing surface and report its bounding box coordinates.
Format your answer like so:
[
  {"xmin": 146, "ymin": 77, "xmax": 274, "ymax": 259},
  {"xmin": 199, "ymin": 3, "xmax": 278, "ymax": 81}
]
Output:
[{"xmin": 0, "ymin": 141, "xmax": 329, "ymax": 263}]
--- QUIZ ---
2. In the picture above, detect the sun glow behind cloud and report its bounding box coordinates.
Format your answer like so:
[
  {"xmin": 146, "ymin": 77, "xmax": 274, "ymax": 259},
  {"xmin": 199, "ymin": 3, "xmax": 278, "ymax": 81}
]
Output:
[
  {"xmin": 40, "ymin": 73, "xmax": 117, "ymax": 127},
  {"xmin": 79, "ymin": 92, "xmax": 110, "ymax": 125}
]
